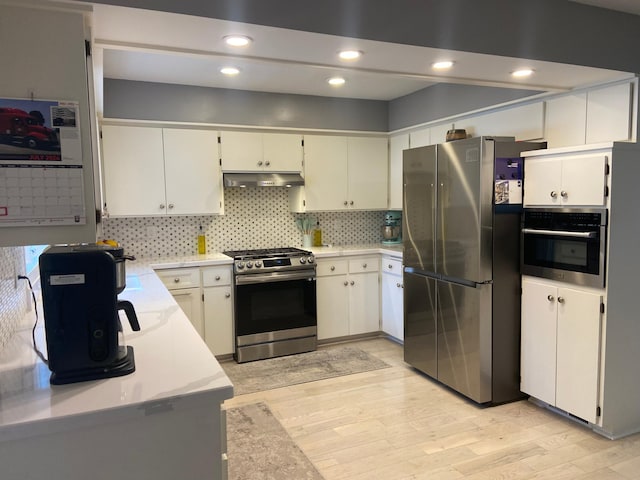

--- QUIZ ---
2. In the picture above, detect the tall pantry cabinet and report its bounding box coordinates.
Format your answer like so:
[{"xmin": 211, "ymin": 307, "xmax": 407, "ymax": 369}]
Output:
[{"xmin": 520, "ymin": 142, "xmax": 640, "ymax": 439}]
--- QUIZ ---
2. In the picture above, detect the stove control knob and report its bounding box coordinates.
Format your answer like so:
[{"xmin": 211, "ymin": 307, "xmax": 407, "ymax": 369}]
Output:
[
  {"xmin": 307, "ymin": 255, "xmax": 315, "ymax": 264},
  {"xmin": 299, "ymin": 257, "xmax": 307, "ymax": 264},
  {"xmin": 237, "ymin": 262, "xmax": 245, "ymax": 269},
  {"xmin": 255, "ymin": 261, "xmax": 262, "ymax": 268},
  {"xmin": 246, "ymin": 261, "xmax": 254, "ymax": 268}
]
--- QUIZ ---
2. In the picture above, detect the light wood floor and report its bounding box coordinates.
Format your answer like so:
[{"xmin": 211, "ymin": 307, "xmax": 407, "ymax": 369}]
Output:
[{"xmin": 225, "ymin": 337, "xmax": 640, "ymax": 479}]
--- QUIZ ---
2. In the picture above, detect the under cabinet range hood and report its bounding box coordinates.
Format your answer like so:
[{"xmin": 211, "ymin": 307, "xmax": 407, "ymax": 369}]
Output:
[{"xmin": 223, "ymin": 172, "xmax": 304, "ymax": 187}]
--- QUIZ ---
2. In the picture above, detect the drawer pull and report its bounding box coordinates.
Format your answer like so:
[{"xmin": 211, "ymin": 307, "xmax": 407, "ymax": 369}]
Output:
[
  {"xmin": 547, "ymin": 294, "xmax": 554, "ymax": 302},
  {"xmin": 331, "ymin": 266, "xmax": 335, "ymax": 271},
  {"xmin": 225, "ymin": 293, "xmax": 231, "ymax": 298},
  {"xmin": 350, "ymin": 280, "xmax": 355, "ymax": 286},
  {"xmin": 550, "ymin": 191, "xmax": 557, "ymax": 199},
  {"xmin": 557, "ymin": 296, "xmax": 565, "ymax": 304},
  {"xmin": 362, "ymin": 263, "xmax": 367, "ymax": 268},
  {"xmin": 388, "ymin": 264, "xmax": 393, "ymax": 269},
  {"xmin": 343, "ymin": 281, "xmax": 348, "ymax": 286},
  {"xmin": 215, "ymin": 275, "xmax": 221, "ymax": 281},
  {"xmin": 173, "ymin": 278, "xmax": 180, "ymax": 283}
]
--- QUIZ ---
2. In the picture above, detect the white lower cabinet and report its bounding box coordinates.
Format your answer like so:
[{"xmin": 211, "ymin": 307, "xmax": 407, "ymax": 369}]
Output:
[
  {"xmin": 521, "ymin": 277, "xmax": 602, "ymax": 424},
  {"xmin": 316, "ymin": 256, "xmax": 380, "ymax": 340},
  {"xmin": 381, "ymin": 257, "xmax": 403, "ymax": 341},
  {"xmin": 155, "ymin": 265, "xmax": 234, "ymax": 357},
  {"xmin": 202, "ymin": 266, "xmax": 234, "ymax": 356},
  {"xmin": 155, "ymin": 268, "xmax": 204, "ymax": 336}
]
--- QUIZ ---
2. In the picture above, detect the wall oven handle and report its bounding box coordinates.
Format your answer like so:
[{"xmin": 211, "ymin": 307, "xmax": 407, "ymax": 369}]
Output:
[
  {"xmin": 235, "ymin": 270, "xmax": 316, "ymax": 285},
  {"xmin": 522, "ymin": 228, "xmax": 596, "ymax": 239}
]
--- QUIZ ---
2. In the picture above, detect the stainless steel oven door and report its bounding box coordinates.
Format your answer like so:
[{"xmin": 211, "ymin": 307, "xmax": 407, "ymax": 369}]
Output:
[
  {"xmin": 521, "ymin": 208, "xmax": 606, "ymax": 288},
  {"xmin": 234, "ymin": 269, "xmax": 317, "ymax": 357}
]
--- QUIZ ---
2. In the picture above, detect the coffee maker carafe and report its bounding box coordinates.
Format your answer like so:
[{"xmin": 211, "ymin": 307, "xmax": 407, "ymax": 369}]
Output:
[
  {"xmin": 381, "ymin": 211, "xmax": 402, "ymax": 244},
  {"xmin": 39, "ymin": 244, "xmax": 140, "ymax": 385}
]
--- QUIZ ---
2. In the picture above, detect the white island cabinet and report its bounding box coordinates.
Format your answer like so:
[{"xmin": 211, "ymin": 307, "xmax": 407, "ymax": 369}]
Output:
[
  {"xmin": 0, "ymin": 267, "xmax": 233, "ymax": 480},
  {"xmin": 381, "ymin": 256, "xmax": 404, "ymax": 341}
]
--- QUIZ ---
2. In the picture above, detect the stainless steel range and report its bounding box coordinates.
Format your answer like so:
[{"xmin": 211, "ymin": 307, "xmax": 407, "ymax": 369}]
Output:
[{"xmin": 223, "ymin": 247, "xmax": 317, "ymax": 363}]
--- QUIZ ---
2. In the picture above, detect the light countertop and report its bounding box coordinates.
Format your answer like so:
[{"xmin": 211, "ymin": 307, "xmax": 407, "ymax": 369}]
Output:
[{"xmin": 0, "ymin": 266, "xmax": 233, "ymax": 443}]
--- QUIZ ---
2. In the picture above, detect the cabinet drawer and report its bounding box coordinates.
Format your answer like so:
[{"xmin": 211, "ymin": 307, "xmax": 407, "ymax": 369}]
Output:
[
  {"xmin": 348, "ymin": 257, "xmax": 379, "ymax": 274},
  {"xmin": 202, "ymin": 266, "xmax": 232, "ymax": 287},
  {"xmin": 316, "ymin": 259, "xmax": 348, "ymax": 276},
  {"xmin": 382, "ymin": 258, "xmax": 402, "ymax": 275},
  {"xmin": 156, "ymin": 268, "xmax": 201, "ymax": 290}
]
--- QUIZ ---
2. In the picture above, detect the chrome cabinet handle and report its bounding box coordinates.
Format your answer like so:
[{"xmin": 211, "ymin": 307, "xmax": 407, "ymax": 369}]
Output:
[
  {"xmin": 550, "ymin": 191, "xmax": 557, "ymax": 199},
  {"xmin": 396, "ymin": 282, "xmax": 401, "ymax": 288},
  {"xmin": 547, "ymin": 294, "xmax": 554, "ymax": 301},
  {"xmin": 560, "ymin": 191, "xmax": 568, "ymax": 198},
  {"xmin": 343, "ymin": 281, "xmax": 348, "ymax": 286},
  {"xmin": 330, "ymin": 266, "xmax": 335, "ymax": 271},
  {"xmin": 225, "ymin": 292, "xmax": 231, "ymax": 298},
  {"xmin": 350, "ymin": 201, "xmax": 354, "ymax": 206},
  {"xmin": 362, "ymin": 263, "xmax": 367, "ymax": 268},
  {"xmin": 388, "ymin": 264, "xmax": 393, "ymax": 269},
  {"xmin": 343, "ymin": 201, "xmax": 348, "ymax": 206},
  {"xmin": 257, "ymin": 161, "xmax": 263, "ymax": 166},
  {"xmin": 168, "ymin": 204, "xmax": 174, "ymax": 209},
  {"xmin": 215, "ymin": 275, "xmax": 221, "ymax": 281},
  {"xmin": 160, "ymin": 203, "xmax": 166, "ymax": 209},
  {"xmin": 350, "ymin": 280, "xmax": 355, "ymax": 286},
  {"xmin": 265, "ymin": 160, "xmax": 270, "ymax": 166},
  {"xmin": 557, "ymin": 296, "xmax": 565, "ymax": 303},
  {"xmin": 174, "ymin": 278, "xmax": 180, "ymax": 283}
]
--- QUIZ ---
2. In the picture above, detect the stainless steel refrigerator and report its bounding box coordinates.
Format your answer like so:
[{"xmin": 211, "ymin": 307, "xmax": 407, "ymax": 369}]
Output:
[{"xmin": 403, "ymin": 136, "xmax": 543, "ymax": 404}]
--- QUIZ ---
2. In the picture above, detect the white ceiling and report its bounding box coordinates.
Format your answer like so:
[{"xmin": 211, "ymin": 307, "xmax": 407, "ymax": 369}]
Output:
[{"xmin": 92, "ymin": 4, "xmax": 634, "ymax": 105}]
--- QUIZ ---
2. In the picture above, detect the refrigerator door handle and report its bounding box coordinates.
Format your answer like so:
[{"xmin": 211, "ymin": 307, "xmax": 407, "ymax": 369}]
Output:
[
  {"xmin": 440, "ymin": 274, "xmax": 493, "ymax": 288},
  {"xmin": 404, "ymin": 266, "xmax": 439, "ymax": 280}
]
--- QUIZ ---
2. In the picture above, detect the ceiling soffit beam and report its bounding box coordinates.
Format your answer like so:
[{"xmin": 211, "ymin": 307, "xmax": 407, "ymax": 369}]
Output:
[{"xmin": 95, "ymin": 39, "xmax": 570, "ymax": 93}]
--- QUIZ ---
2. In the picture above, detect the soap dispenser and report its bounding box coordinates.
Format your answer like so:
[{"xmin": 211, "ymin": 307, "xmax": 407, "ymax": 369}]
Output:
[{"xmin": 197, "ymin": 225, "xmax": 206, "ymax": 254}]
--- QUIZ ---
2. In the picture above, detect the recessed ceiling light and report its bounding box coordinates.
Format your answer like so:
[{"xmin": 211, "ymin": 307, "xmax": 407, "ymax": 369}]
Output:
[
  {"xmin": 223, "ymin": 35, "xmax": 252, "ymax": 47},
  {"xmin": 338, "ymin": 50, "xmax": 362, "ymax": 60},
  {"xmin": 220, "ymin": 67, "xmax": 240, "ymax": 76},
  {"xmin": 432, "ymin": 61, "xmax": 454, "ymax": 70},
  {"xmin": 327, "ymin": 77, "xmax": 346, "ymax": 86},
  {"xmin": 512, "ymin": 68, "xmax": 534, "ymax": 78}
]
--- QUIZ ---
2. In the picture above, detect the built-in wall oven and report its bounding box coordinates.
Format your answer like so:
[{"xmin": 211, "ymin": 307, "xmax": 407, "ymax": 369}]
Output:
[
  {"xmin": 224, "ymin": 248, "xmax": 317, "ymax": 363},
  {"xmin": 521, "ymin": 208, "xmax": 607, "ymax": 288}
]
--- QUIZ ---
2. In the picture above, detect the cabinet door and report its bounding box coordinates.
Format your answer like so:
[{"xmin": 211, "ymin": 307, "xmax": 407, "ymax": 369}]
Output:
[
  {"xmin": 523, "ymin": 157, "xmax": 562, "ymax": 207},
  {"xmin": 544, "ymin": 93, "xmax": 587, "ymax": 148},
  {"xmin": 586, "ymin": 82, "xmax": 632, "ymax": 144},
  {"xmin": 220, "ymin": 131, "xmax": 263, "ymax": 171},
  {"xmin": 349, "ymin": 271, "xmax": 380, "ymax": 335},
  {"xmin": 102, "ymin": 125, "xmax": 166, "ymax": 216},
  {"xmin": 381, "ymin": 272, "xmax": 403, "ymax": 340},
  {"xmin": 303, "ymin": 135, "xmax": 348, "ymax": 211},
  {"xmin": 163, "ymin": 129, "xmax": 222, "ymax": 215},
  {"xmin": 388, "ymin": 134, "xmax": 408, "ymax": 210},
  {"xmin": 171, "ymin": 287, "xmax": 204, "ymax": 338},
  {"xmin": 347, "ymin": 137, "xmax": 388, "ymax": 210},
  {"xmin": 520, "ymin": 278, "xmax": 558, "ymax": 405},
  {"xmin": 316, "ymin": 275, "xmax": 349, "ymax": 339},
  {"xmin": 263, "ymin": 133, "xmax": 303, "ymax": 172},
  {"xmin": 555, "ymin": 287, "xmax": 602, "ymax": 424},
  {"xmin": 560, "ymin": 154, "xmax": 607, "ymax": 206},
  {"xmin": 203, "ymin": 286, "xmax": 234, "ymax": 356}
]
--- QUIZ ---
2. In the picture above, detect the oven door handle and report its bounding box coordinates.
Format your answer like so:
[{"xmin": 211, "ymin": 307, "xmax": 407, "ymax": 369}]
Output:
[
  {"xmin": 522, "ymin": 228, "xmax": 597, "ymax": 238},
  {"xmin": 235, "ymin": 270, "xmax": 316, "ymax": 285}
]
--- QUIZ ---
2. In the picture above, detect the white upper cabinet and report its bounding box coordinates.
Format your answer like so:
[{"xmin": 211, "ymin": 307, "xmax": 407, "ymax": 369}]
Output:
[
  {"xmin": 586, "ymin": 83, "xmax": 632, "ymax": 144},
  {"xmin": 544, "ymin": 93, "xmax": 587, "ymax": 148},
  {"xmin": 163, "ymin": 129, "xmax": 223, "ymax": 215},
  {"xmin": 455, "ymin": 103, "xmax": 544, "ymax": 141},
  {"xmin": 388, "ymin": 134, "xmax": 409, "ymax": 210},
  {"xmin": 409, "ymin": 128, "xmax": 431, "ymax": 148},
  {"xmin": 293, "ymin": 135, "xmax": 388, "ymax": 212},
  {"xmin": 220, "ymin": 131, "xmax": 303, "ymax": 172},
  {"xmin": 102, "ymin": 125, "xmax": 222, "ymax": 216},
  {"xmin": 102, "ymin": 125, "xmax": 167, "ymax": 216},
  {"xmin": 523, "ymin": 150, "xmax": 608, "ymax": 207}
]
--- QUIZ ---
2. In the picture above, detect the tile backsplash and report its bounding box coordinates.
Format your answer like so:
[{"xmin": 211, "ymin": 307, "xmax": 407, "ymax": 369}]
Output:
[
  {"xmin": 103, "ymin": 188, "xmax": 387, "ymax": 258},
  {"xmin": 0, "ymin": 247, "xmax": 28, "ymax": 352}
]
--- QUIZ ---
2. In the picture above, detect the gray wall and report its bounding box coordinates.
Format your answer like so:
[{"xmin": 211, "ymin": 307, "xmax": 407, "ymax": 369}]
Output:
[
  {"xmin": 389, "ymin": 84, "xmax": 540, "ymax": 131},
  {"xmin": 80, "ymin": 0, "xmax": 640, "ymax": 73},
  {"xmin": 104, "ymin": 79, "xmax": 389, "ymax": 131}
]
